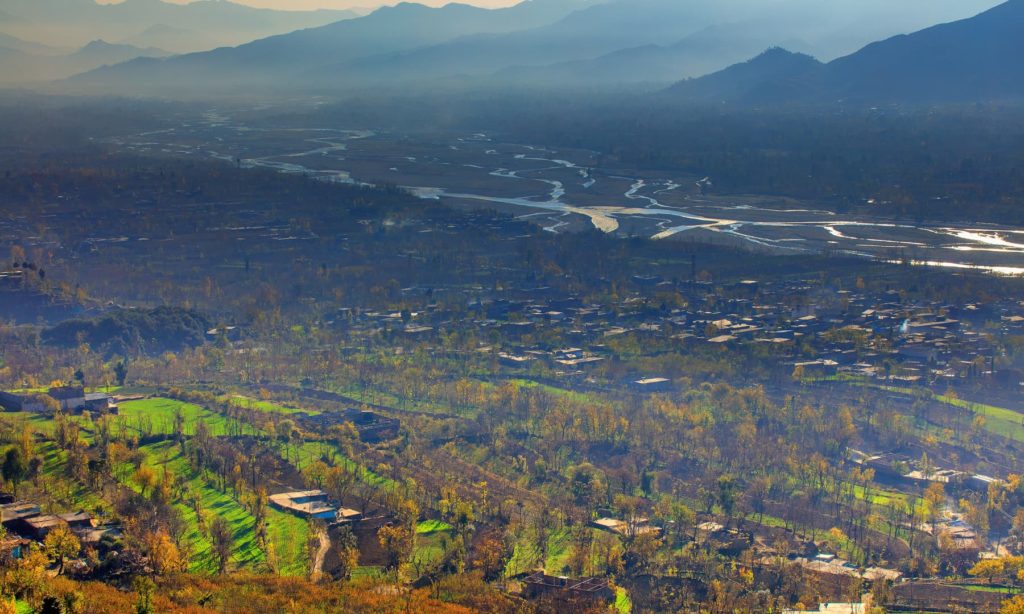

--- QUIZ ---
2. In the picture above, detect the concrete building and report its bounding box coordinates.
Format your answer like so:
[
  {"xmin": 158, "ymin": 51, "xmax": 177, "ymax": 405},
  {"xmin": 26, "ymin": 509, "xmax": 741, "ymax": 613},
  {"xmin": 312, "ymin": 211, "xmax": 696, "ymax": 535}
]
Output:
[{"xmin": 268, "ymin": 490, "xmax": 362, "ymax": 523}]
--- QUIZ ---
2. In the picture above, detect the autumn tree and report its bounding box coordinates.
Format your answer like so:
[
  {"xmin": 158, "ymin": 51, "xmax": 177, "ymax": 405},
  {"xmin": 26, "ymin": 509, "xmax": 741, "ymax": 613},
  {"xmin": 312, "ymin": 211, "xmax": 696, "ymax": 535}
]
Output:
[
  {"xmin": 378, "ymin": 524, "xmax": 414, "ymax": 572},
  {"xmin": 208, "ymin": 516, "xmax": 233, "ymax": 574},
  {"xmin": 471, "ymin": 530, "xmax": 512, "ymax": 581},
  {"xmin": 43, "ymin": 525, "xmax": 81, "ymax": 575},
  {"xmin": 1003, "ymin": 595, "xmax": 1024, "ymax": 614},
  {"xmin": 335, "ymin": 525, "xmax": 360, "ymax": 582},
  {"xmin": 924, "ymin": 482, "xmax": 946, "ymax": 536},
  {"xmin": 133, "ymin": 466, "xmax": 158, "ymax": 499},
  {"xmin": 144, "ymin": 529, "xmax": 186, "ymax": 576}
]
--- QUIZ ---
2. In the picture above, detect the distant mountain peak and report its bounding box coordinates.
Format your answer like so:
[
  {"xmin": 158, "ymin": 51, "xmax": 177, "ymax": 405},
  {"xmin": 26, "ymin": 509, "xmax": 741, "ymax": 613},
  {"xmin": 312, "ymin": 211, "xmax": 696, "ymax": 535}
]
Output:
[{"xmin": 664, "ymin": 46, "xmax": 822, "ymax": 102}]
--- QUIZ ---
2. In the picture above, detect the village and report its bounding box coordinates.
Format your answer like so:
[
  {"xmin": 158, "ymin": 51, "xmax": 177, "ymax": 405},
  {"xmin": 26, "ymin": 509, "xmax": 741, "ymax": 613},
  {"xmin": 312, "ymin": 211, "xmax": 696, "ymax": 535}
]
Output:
[{"xmin": 3, "ymin": 264, "xmax": 1024, "ymax": 612}]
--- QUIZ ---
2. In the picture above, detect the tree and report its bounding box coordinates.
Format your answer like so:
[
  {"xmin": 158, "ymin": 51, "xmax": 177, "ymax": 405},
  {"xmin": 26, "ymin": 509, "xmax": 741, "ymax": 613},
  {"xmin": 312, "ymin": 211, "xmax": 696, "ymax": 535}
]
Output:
[
  {"xmin": 114, "ymin": 360, "xmax": 129, "ymax": 387},
  {"xmin": 378, "ymin": 524, "xmax": 414, "ymax": 572},
  {"xmin": 43, "ymin": 524, "xmax": 80, "ymax": 575},
  {"xmin": 145, "ymin": 529, "xmax": 186, "ymax": 576},
  {"xmin": 718, "ymin": 475, "xmax": 737, "ymax": 526},
  {"xmin": 133, "ymin": 576, "xmax": 155, "ymax": 614},
  {"xmin": 924, "ymin": 482, "xmax": 946, "ymax": 535},
  {"xmin": 2, "ymin": 447, "xmax": 27, "ymax": 497},
  {"xmin": 335, "ymin": 525, "xmax": 360, "ymax": 582},
  {"xmin": 209, "ymin": 515, "xmax": 233, "ymax": 574},
  {"xmin": 133, "ymin": 466, "xmax": 158, "ymax": 499},
  {"xmin": 472, "ymin": 531, "xmax": 512, "ymax": 581},
  {"xmin": 1002, "ymin": 595, "xmax": 1024, "ymax": 614}
]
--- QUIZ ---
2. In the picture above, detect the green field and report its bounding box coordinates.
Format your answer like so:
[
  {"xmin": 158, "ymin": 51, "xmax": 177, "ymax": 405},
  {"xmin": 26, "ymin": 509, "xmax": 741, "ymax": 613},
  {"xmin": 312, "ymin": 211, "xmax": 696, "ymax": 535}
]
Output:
[
  {"xmin": 119, "ymin": 440, "xmax": 309, "ymax": 575},
  {"xmin": 871, "ymin": 385, "xmax": 1024, "ymax": 442},
  {"xmin": 118, "ymin": 397, "xmax": 236, "ymax": 437},
  {"xmin": 413, "ymin": 520, "xmax": 456, "ymax": 570},
  {"xmin": 615, "ymin": 587, "xmax": 633, "ymax": 614},
  {"xmin": 416, "ymin": 519, "xmax": 454, "ymax": 534},
  {"xmin": 224, "ymin": 395, "xmax": 320, "ymax": 416}
]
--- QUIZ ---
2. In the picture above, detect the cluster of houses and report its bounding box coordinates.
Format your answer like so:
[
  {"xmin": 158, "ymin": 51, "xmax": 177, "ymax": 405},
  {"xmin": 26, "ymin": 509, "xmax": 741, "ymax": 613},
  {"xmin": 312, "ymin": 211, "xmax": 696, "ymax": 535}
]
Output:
[
  {"xmin": 1, "ymin": 497, "xmax": 120, "ymax": 560},
  {"xmin": 851, "ymin": 449, "xmax": 1000, "ymax": 496},
  {"xmin": 0, "ymin": 386, "xmax": 116, "ymax": 415},
  {"xmin": 327, "ymin": 277, "xmax": 1024, "ymax": 394}
]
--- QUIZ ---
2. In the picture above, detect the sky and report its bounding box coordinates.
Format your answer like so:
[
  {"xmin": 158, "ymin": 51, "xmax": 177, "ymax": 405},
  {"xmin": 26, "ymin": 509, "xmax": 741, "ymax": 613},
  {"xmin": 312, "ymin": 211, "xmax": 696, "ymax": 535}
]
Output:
[{"xmin": 98, "ymin": 0, "xmax": 519, "ymax": 9}]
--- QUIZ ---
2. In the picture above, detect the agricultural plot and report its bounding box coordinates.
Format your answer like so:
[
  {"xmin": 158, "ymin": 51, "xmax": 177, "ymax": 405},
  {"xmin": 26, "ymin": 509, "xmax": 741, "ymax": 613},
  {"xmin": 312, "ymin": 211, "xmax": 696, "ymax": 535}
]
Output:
[{"xmin": 119, "ymin": 440, "xmax": 309, "ymax": 575}]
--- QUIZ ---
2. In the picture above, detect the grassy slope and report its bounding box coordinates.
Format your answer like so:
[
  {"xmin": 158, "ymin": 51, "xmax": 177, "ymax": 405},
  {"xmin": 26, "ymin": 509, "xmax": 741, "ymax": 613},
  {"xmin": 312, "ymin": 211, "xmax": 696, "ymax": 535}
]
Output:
[
  {"xmin": 122, "ymin": 439, "xmax": 310, "ymax": 576},
  {"xmin": 118, "ymin": 398, "xmax": 233, "ymax": 437},
  {"xmin": 223, "ymin": 395, "xmax": 321, "ymax": 416}
]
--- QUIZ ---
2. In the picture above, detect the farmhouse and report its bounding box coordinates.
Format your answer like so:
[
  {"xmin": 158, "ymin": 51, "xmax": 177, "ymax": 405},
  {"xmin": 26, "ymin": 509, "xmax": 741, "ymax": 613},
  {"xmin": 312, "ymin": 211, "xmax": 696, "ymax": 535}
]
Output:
[
  {"xmin": 631, "ymin": 377, "xmax": 671, "ymax": 393},
  {"xmin": 269, "ymin": 490, "xmax": 361, "ymax": 523},
  {"xmin": 521, "ymin": 572, "xmax": 614, "ymax": 606},
  {"xmin": 591, "ymin": 517, "xmax": 662, "ymax": 538},
  {"xmin": 0, "ymin": 386, "xmax": 115, "ymax": 414},
  {"xmin": 293, "ymin": 408, "xmax": 400, "ymax": 443}
]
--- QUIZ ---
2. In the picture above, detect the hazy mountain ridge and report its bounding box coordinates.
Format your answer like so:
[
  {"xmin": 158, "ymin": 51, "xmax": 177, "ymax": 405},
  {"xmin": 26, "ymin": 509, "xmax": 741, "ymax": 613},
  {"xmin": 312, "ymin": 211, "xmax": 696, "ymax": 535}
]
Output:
[
  {"xmin": 0, "ymin": 37, "xmax": 171, "ymax": 84},
  {"xmin": 0, "ymin": 0, "xmax": 357, "ymax": 53},
  {"xmin": 665, "ymin": 47, "xmax": 823, "ymax": 102},
  {"xmin": 61, "ymin": 0, "xmax": 1006, "ymax": 96},
  {"xmin": 69, "ymin": 0, "xmax": 595, "ymax": 93},
  {"xmin": 665, "ymin": 0, "xmax": 1024, "ymax": 104}
]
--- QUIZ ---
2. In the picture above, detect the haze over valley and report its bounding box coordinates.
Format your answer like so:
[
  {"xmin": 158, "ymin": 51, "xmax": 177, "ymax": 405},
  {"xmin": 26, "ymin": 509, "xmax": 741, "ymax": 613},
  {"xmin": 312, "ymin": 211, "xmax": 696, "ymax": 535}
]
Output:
[{"xmin": 4, "ymin": 2, "xmax": 1024, "ymax": 613}]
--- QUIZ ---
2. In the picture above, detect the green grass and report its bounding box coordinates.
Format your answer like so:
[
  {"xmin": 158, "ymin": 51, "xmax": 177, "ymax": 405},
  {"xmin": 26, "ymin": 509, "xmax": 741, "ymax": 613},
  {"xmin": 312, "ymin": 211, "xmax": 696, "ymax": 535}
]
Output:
[
  {"xmin": 417, "ymin": 519, "xmax": 454, "ymax": 534},
  {"xmin": 224, "ymin": 395, "xmax": 320, "ymax": 416},
  {"xmin": 119, "ymin": 440, "xmax": 308, "ymax": 575},
  {"xmin": 118, "ymin": 398, "xmax": 235, "ymax": 438},
  {"xmin": 265, "ymin": 507, "xmax": 312, "ymax": 576},
  {"xmin": 413, "ymin": 523, "xmax": 455, "ymax": 570},
  {"xmin": 956, "ymin": 583, "xmax": 1021, "ymax": 594},
  {"xmin": 615, "ymin": 587, "xmax": 633, "ymax": 614},
  {"xmin": 14, "ymin": 600, "xmax": 31, "ymax": 614},
  {"xmin": 333, "ymin": 384, "xmax": 461, "ymax": 417},
  {"xmin": 293, "ymin": 441, "xmax": 396, "ymax": 491},
  {"xmin": 869, "ymin": 385, "xmax": 1024, "ymax": 442},
  {"xmin": 543, "ymin": 528, "xmax": 572, "ymax": 574}
]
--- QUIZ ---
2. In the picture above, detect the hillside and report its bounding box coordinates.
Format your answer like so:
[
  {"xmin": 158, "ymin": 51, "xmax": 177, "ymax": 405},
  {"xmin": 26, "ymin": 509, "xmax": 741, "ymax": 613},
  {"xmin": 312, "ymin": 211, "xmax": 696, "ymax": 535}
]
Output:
[
  {"xmin": 665, "ymin": 47, "xmax": 823, "ymax": 102},
  {"xmin": 61, "ymin": 0, "xmax": 1006, "ymax": 95},
  {"xmin": 665, "ymin": 0, "xmax": 1024, "ymax": 104},
  {"xmin": 69, "ymin": 0, "xmax": 590, "ymax": 93},
  {"xmin": 0, "ymin": 39, "xmax": 170, "ymax": 85}
]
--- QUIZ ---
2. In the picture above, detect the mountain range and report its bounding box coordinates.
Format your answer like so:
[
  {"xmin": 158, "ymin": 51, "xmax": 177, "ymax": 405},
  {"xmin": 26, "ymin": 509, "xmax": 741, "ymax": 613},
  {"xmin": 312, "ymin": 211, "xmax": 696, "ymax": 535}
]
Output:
[
  {"xmin": 0, "ymin": 0, "xmax": 357, "ymax": 54},
  {"xmin": 0, "ymin": 36, "xmax": 173, "ymax": 84},
  {"xmin": 19, "ymin": 0, "xmax": 1024, "ymax": 105},
  {"xmin": 666, "ymin": 0, "xmax": 1024, "ymax": 104}
]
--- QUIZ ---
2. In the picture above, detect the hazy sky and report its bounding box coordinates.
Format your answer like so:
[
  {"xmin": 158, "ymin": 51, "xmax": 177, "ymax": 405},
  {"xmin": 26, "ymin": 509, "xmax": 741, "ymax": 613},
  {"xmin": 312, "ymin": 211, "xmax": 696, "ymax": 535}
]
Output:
[{"xmin": 98, "ymin": 0, "xmax": 519, "ymax": 9}]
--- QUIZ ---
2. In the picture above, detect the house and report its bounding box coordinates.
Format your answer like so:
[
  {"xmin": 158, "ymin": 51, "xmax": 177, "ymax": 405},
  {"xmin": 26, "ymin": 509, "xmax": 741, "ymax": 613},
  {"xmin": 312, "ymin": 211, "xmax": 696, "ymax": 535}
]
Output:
[
  {"xmin": 58, "ymin": 512, "xmax": 96, "ymax": 531},
  {"xmin": 521, "ymin": 573, "xmax": 614, "ymax": 606},
  {"xmin": 0, "ymin": 536, "xmax": 29, "ymax": 561},
  {"xmin": 499, "ymin": 353, "xmax": 534, "ymax": 368},
  {"xmin": 631, "ymin": 378, "xmax": 672, "ymax": 393},
  {"xmin": 591, "ymin": 517, "xmax": 662, "ymax": 538},
  {"xmin": 293, "ymin": 408, "xmax": 400, "ymax": 443},
  {"xmin": 48, "ymin": 386, "xmax": 87, "ymax": 411},
  {"xmin": 965, "ymin": 474, "xmax": 1002, "ymax": 493},
  {"xmin": 0, "ymin": 387, "xmax": 115, "ymax": 414},
  {"xmin": 22, "ymin": 515, "xmax": 68, "ymax": 540},
  {"xmin": 793, "ymin": 360, "xmax": 839, "ymax": 378},
  {"xmin": 554, "ymin": 348, "xmax": 585, "ymax": 361},
  {"xmin": 269, "ymin": 490, "xmax": 349, "ymax": 521}
]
